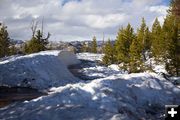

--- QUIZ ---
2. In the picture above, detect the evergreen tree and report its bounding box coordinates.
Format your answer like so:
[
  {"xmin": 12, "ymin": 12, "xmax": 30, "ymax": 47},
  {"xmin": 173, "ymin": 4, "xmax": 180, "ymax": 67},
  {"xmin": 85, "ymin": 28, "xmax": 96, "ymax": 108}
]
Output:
[
  {"xmin": 115, "ymin": 27, "xmax": 126, "ymax": 63},
  {"xmin": 36, "ymin": 30, "xmax": 49, "ymax": 50},
  {"xmin": 25, "ymin": 29, "xmax": 50, "ymax": 54},
  {"xmin": 129, "ymin": 18, "xmax": 151, "ymax": 73},
  {"xmin": 23, "ymin": 43, "xmax": 29, "ymax": 54},
  {"xmin": 144, "ymin": 27, "xmax": 152, "ymax": 51},
  {"xmin": 163, "ymin": 0, "xmax": 180, "ymax": 76},
  {"xmin": 129, "ymin": 36, "xmax": 143, "ymax": 73},
  {"xmin": 115, "ymin": 23, "xmax": 134, "ymax": 69},
  {"xmin": 137, "ymin": 18, "xmax": 151, "ymax": 60},
  {"xmin": 170, "ymin": 0, "xmax": 180, "ymax": 16},
  {"xmin": 102, "ymin": 39, "xmax": 115, "ymax": 65},
  {"xmin": 91, "ymin": 36, "xmax": 97, "ymax": 53},
  {"xmin": 81, "ymin": 42, "xmax": 89, "ymax": 52},
  {"xmin": 151, "ymin": 18, "xmax": 164, "ymax": 61},
  {"xmin": 9, "ymin": 45, "xmax": 18, "ymax": 55},
  {"xmin": 25, "ymin": 37, "xmax": 41, "ymax": 54},
  {"xmin": 0, "ymin": 23, "xmax": 10, "ymax": 58},
  {"xmin": 137, "ymin": 18, "xmax": 146, "ymax": 51}
]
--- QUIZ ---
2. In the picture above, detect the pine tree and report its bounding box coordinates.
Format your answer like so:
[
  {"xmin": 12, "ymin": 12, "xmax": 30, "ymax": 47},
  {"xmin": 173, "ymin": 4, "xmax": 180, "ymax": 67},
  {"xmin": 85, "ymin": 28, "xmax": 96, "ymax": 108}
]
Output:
[
  {"xmin": 137, "ymin": 18, "xmax": 146, "ymax": 50},
  {"xmin": 151, "ymin": 18, "xmax": 164, "ymax": 61},
  {"xmin": 144, "ymin": 27, "xmax": 151, "ymax": 51},
  {"xmin": 0, "ymin": 23, "xmax": 10, "ymax": 58},
  {"xmin": 81, "ymin": 42, "xmax": 89, "ymax": 52},
  {"xmin": 25, "ymin": 29, "xmax": 50, "ymax": 54},
  {"xmin": 163, "ymin": 0, "xmax": 180, "ymax": 76},
  {"xmin": 115, "ymin": 27, "xmax": 126, "ymax": 63},
  {"xmin": 9, "ymin": 45, "xmax": 18, "ymax": 55},
  {"xmin": 23, "ymin": 43, "xmax": 29, "ymax": 54},
  {"xmin": 137, "ymin": 18, "xmax": 151, "ymax": 60},
  {"xmin": 170, "ymin": 0, "xmax": 180, "ymax": 16},
  {"xmin": 25, "ymin": 37, "xmax": 41, "ymax": 54},
  {"xmin": 129, "ymin": 36, "xmax": 143, "ymax": 73},
  {"xmin": 102, "ymin": 39, "xmax": 115, "ymax": 65},
  {"xmin": 129, "ymin": 18, "xmax": 151, "ymax": 73},
  {"xmin": 115, "ymin": 23, "xmax": 134, "ymax": 70},
  {"xmin": 91, "ymin": 36, "xmax": 97, "ymax": 53},
  {"xmin": 36, "ymin": 30, "xmax": 50, "ymax": 51}
]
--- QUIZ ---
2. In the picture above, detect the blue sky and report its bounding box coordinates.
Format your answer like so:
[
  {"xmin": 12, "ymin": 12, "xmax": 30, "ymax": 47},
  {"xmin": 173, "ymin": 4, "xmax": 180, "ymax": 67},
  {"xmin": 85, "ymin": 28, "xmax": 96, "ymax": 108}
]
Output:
[
  {"xmin": 62, "ymin": 0, "xmax": 82, "ymax": 6},
  {"xmin": 0, "ymin": 0, "xmax": 170, "ymax": 41},
  {"xmin": 163, "ymin": 0, "xmax": 171, "ymax": 5}
]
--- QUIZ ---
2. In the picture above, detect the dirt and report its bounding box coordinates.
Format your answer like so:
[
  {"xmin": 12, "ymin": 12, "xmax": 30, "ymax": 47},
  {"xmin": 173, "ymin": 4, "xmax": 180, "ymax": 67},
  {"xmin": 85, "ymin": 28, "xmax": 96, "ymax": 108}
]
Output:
[{"xmin": 0, "ymin": 86, "xmax": 47, "ymax": 108}]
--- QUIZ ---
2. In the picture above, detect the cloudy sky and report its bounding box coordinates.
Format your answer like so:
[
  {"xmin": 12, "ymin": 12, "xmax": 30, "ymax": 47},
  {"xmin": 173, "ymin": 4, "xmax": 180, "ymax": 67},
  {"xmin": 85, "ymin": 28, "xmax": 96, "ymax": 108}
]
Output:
[{"xmin": 0, "ymin": 0, "xmax": 170, "ymax": 41}]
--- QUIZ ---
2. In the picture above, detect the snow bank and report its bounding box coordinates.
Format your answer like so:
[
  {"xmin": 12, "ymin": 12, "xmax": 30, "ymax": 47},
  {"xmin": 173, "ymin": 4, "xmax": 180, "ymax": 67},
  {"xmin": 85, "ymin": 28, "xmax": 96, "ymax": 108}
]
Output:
[
  {"xmin": 82, "ymin": 66, "xmax": 124, "ymax": 79},
  {"xmin": 0, "ymin": 73, "xmax": 179, "ymax": 120},
  {"xmin": 0, "ymin": 53, "xmax": 179, "ymax": 120},
  {"xmin": 0, "ymin": 50, "xmax": 80, "ymax": 89},
  {"xmin": 145, "ymin": 58, "xmax": 167, "ymax": 74}
]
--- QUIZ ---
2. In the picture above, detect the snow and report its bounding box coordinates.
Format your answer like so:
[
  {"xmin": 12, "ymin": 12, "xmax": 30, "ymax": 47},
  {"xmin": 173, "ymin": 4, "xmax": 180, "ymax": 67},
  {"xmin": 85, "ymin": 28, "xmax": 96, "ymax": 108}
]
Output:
[
  {"xmin": 1, "ymin": 73, "xmax": 179, "ymax": 120},
  {"xmin": 0, "ymin": 50, "xmax": 80, "ymax": 89},
  {"xmin": 76, "ymin": 54, "xmax": 127, "ymax": 79},
  {"xmin": 81, "ymin": 66, "xmax": 124, "ymax": 78},
  {"xmin": 145, "ymin": 58, "xmax": 167, "ymax": 74},
  {"xmin": 108, "ymin": 64, "xmax": 120, "ymax": 71},
  {"xmin": 0, "ymin": 52, "xmax": 180, "ymax": 120},
  {"xmin": 77, "ymin": 52, "xmax": 104, "ymax": 61}
]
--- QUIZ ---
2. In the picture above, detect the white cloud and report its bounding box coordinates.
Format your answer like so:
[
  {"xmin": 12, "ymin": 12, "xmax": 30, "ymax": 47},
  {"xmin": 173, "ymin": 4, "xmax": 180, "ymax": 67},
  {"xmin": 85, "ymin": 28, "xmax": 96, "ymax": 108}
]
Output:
[
  {"xmin": 149, "ymin": 5, "xmax": 168, "ymax": 15},
  {"xmin": 84, "ymin": 13, "xmax": 128, "ymax": 29},
  {"xmin": 0, "ymin": 0, "xmax": 169, "ymax": 41},
  {"xmin": 148, "ymin": 5, "xmax": 168, "ymax": 26}
]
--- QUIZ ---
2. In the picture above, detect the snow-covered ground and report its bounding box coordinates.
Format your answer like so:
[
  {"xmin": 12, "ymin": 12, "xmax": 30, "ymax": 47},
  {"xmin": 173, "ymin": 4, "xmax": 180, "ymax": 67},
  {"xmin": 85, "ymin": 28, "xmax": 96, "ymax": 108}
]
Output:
[
  {"xmin": 77, "ymin": 52, "xmax": 104, "ymax": 62},
  {"xmin": 0, "ymin": 52, "xmax": 180, "ymax": 120},
  {"xmin": 0, "ymin": 50, "xmax": 80, "ymax": 89},
  {"xmin": 77, "ymin": 53, "xmax": 127, "ymax": 79},
  {"xmin": 145, "ymin": 58, "xmax": 167, "ymax": 74}
]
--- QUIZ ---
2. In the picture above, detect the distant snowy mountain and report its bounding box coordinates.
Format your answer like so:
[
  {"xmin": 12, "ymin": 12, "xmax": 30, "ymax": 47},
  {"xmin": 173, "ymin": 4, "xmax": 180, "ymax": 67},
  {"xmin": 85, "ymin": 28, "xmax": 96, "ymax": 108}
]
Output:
[
  {"xmin": 9, "ymin": 39, "xmax": 24, "ymax": 45},
  {"xmin": 47, "ymin": 40, "xmax": 115, "ymax": 53}
]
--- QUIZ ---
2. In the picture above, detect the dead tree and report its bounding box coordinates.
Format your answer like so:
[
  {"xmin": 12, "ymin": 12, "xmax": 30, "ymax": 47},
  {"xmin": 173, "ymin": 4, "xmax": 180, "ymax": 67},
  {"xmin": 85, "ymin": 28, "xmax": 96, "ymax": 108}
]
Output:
[{"xmin": 30, "ymin": 19, "xmax": 38, "ymax": 37}]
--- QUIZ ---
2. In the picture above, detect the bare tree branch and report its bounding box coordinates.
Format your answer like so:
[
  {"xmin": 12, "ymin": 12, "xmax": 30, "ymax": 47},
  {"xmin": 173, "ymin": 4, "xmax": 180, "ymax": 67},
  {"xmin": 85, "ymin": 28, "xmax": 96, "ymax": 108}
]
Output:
[{"xmin": 30, "ymin": 19, "xmax": 38, "ymax": 37}]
